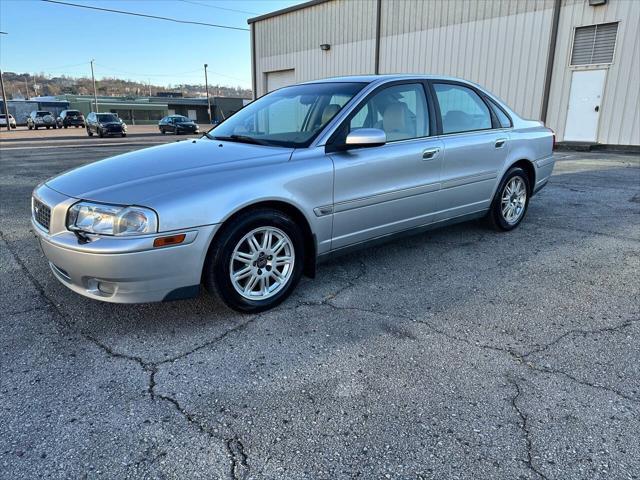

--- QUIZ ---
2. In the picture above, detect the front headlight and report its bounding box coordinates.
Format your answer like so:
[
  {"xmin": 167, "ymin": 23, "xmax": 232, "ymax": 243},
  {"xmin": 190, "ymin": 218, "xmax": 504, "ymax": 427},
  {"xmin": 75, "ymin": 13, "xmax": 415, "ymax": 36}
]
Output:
[{"xmin": 67, "ymin": 201, "xmax": 158, "ymax": 236}]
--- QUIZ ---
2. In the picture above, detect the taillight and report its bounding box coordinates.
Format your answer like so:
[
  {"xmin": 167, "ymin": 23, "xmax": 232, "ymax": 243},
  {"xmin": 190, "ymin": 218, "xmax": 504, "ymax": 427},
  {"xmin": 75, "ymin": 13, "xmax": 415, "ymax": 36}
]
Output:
[{"xmin": 549, "ymin": 128, "xmax": 556, "ymax": 150}]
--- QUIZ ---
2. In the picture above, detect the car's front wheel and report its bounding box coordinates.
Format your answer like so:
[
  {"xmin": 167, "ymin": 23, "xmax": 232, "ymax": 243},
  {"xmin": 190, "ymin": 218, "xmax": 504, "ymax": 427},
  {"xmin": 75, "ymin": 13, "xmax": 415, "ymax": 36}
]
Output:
[
  {"xmin": 203, "ymin": 209, "xmax": 305, "ymax": 313},
  {"xmin": 488, "ymin": 166, "xmax": 530, "ymax": 231}
]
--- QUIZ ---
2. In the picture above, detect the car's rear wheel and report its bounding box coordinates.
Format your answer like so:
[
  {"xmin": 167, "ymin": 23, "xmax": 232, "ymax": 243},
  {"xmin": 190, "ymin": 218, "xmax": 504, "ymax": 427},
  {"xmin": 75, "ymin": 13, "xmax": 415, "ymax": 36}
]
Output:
[
  {"xmin": 203, "ymin": 209, "xmax": 305, "ymax": 313},
  {"xmin": 488, "ymin": 166, "xmax": 530, "ymax": 231}
]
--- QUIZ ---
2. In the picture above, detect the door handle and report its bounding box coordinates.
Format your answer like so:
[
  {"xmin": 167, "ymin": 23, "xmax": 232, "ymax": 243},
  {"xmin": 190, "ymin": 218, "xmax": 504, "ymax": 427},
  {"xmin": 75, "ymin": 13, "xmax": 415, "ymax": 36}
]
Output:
[
  {"xmin": 495, "ymin": 138, "xmax": 507, "ymax": 148},
  {"xmin": 422, "ymin": 147, "xmax": 440, "ymax": 160},
  {"xmin": 595, "ymin": 105, "xmax": 600, "ymax": 112}
]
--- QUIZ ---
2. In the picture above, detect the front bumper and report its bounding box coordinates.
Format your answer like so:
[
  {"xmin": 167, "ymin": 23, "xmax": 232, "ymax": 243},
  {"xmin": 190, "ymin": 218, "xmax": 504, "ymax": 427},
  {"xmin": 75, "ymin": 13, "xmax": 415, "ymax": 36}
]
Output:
[{"xmin": 31, "ymin": 185, "xmax": 219, "ymax": 303}]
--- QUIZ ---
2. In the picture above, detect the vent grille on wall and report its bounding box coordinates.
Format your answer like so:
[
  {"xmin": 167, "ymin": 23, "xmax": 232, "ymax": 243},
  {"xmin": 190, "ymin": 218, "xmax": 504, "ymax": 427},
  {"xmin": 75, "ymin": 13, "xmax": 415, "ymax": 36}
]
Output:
[{"xmin": 571, "ymin": 22, "xmax": 619, "ymax": 66}]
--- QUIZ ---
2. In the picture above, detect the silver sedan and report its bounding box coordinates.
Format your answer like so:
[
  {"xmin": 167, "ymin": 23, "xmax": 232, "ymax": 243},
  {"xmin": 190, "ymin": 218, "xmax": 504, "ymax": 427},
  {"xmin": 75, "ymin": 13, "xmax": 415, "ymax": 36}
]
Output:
[{"xmin": 31, "ymin": 75, "xmax": 555, "ymax": 312}]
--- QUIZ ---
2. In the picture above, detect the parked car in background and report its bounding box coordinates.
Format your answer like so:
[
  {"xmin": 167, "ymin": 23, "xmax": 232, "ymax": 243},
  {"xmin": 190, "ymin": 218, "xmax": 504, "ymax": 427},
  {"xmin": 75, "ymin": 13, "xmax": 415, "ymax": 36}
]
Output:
[
  {"xmin": 86, "ymin": 112, "xmax": 127, "ymax": 137},
  {"xmin": 158, "ymin": 115, "xmax": 200, "ymax": 135},
  {"xmin": 0, "ymin": 113, "xmax": 17, "ymax": 129},
  {"xmin": 57, "ymin": 110, "xmax": 86, "ymax": 129},
  {"xmin": 31, "ymin": 75, "xmax": 555, "ymax": 313},
  {"xmin": 27, "ymin": 111, "xmax": 57, "ymax": 130}
]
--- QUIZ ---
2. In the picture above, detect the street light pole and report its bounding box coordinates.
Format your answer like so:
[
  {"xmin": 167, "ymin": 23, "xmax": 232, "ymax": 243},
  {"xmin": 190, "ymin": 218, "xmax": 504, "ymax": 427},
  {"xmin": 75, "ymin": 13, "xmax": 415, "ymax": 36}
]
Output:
[
  {"xmin": 0, "ymin": 32, "xmax": 11, "ymax": 132},
  {"xmin": 90, "ymin": 59, "xmax": 98, "ymax": 112},
  {"xmin": 204, "ymin": 63, "xmax": 212, "ymax": 124},
  {"xmin": 0, "ymin": 67, "xmax": 11, "ymax": 132}
]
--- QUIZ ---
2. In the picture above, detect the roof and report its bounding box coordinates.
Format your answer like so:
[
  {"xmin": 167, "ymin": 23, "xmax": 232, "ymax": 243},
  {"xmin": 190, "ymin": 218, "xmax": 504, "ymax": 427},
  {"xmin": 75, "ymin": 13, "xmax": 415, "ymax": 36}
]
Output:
[
  {"xmin": 247, "ymin": 0, "xmax": 331, "ymax": 24},
  {"xmin": 300, "ymin": 74, "xmax": 470, "ymax": 84}
]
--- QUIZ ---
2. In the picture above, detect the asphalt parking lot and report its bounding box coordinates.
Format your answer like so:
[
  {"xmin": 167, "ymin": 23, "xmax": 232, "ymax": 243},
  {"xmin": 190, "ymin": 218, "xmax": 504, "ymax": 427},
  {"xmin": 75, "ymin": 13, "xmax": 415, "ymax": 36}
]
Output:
[{"xmin": 1, "ymin": 133, "xmax": 638, "ymax": 479}]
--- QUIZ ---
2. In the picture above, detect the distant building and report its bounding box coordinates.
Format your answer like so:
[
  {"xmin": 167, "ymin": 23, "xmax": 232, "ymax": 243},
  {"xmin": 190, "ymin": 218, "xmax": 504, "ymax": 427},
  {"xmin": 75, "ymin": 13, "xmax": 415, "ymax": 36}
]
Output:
[
  {"xmin": 249, "ymin": 0, "xmax": 639, "ymax": 146},
  {"xmin": 0, "ymin": 99, "xmax": 70, "ymax": 125},
  {"xmin": 25, "ymin": 94, "xmax": 250, "ymax": 125}
]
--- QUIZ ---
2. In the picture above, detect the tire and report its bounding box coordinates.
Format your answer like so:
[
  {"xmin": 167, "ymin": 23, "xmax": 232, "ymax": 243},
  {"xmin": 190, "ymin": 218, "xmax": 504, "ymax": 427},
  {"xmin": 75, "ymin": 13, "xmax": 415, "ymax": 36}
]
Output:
[
  {"xmin": 203, "ymin": 209, "xmax": 305, "ymax": 313},
  {"xmin": 488, "ymin": 166, "xmax": 530, "ymax": 231},
  {"xmin": 98, "ymin": 128, "xmax": 104, "ymax": 138},
  {"xmin": 160, "ymin": 128, "xmax": 165, "ymax": 134},
  {"xmin": 34, "ymin": 126, "xmax": 38, "ymax": 130},
  {"xmin": 87, "ymin": 128, "xmax": 93, "ymax": 137},
  {"xmin": 46, "ymin": 126, "xmax": 50, "ymax": 130},
  {"xmin": 28, "ymin": 124, "xmax": 33, "ymax": 130},
  {"xmin": 121, "ymin": 133, "xmax": 126, "ymax": 137},
  {"xmin": 64, "ymin": 125, "xmax": 68, "ymax": 129}
]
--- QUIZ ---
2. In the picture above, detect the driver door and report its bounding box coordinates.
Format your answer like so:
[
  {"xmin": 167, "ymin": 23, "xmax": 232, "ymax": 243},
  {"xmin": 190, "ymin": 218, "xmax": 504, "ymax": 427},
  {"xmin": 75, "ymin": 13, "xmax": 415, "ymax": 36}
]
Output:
[{"xmin": 328, "ymin": 82, "xmax": 443, "ymax": 250}]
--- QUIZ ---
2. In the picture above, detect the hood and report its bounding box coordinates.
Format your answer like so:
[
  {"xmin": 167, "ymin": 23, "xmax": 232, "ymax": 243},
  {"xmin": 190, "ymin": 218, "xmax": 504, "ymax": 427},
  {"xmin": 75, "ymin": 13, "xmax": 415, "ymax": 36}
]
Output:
[{"xmin": 45, "ymin": 138, "xmax": 293, "ymax": 205}]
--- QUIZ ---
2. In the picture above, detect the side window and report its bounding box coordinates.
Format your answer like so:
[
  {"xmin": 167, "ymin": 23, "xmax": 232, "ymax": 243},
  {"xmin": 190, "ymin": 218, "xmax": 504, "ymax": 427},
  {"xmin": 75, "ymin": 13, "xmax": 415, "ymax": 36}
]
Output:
[
  {"xmin": 487, "ymin": 98, "xmax": 512, "ymax": 128},
  {"xmin": 349, "ymin": 83, "xmax": 429, "ymax": 142},
  {"xmin": 434, "ymin": 83, "xmax": 492, "ymax": 134}
]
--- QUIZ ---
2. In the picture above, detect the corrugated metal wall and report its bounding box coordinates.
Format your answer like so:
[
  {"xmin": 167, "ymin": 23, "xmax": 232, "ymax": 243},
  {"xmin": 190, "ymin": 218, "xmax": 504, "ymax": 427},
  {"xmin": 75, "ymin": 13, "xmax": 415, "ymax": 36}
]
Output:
[
  {"xmin": 378, "ymin": 0, "xmax": 555, "ymax": 120},
  {"xmin": 254, "ymin": 0, "xmax": 377, "ymax": 97},
  {"xmin": 253, "ymin": 0, "xmax": 639, "ymax": 145},
  {"xmin": 546, "ymin": 0, "xmax": 639, "ymax": 145}
]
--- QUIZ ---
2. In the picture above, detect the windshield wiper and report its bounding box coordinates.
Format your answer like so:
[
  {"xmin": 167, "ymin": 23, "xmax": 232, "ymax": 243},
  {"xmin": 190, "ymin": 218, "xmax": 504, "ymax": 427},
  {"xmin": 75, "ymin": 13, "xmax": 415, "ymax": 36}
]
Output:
[{"xmin": 210, "ymin": 134, "xmax": 268, "ymax": 146}]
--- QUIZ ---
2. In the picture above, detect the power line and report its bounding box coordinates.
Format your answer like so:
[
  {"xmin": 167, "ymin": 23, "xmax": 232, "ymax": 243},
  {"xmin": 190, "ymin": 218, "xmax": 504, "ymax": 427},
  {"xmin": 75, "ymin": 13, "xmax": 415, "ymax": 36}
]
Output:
[
  {"xmin": 95, "ymin": 63, "xmax": 248, "ymax": 83},
  {"xmin": 176, "ymin": 0, "xmax": 259, "ymax": 15},
  {"xmin": 40, "ymin": 0, "xmax": 250, "ymax": 31},
  {"xmin": 95, "ymin": 63, "xmax": 203, "ymax": 78}
]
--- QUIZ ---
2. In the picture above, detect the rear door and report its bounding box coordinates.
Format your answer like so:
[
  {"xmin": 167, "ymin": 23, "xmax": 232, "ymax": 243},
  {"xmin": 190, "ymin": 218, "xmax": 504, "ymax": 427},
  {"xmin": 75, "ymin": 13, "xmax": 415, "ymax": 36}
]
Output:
[
  {"xmin": 328, "ymin": 81, "xmax": 443, "ymax": 249},
  {"xmin": 430, "ymin": 81, "xmax": 510, "ymax": 219}
]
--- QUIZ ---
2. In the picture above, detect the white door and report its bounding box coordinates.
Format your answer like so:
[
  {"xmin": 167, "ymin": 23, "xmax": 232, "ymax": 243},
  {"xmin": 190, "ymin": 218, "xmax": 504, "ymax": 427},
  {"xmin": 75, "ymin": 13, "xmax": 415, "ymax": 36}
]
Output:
[
  {"xmin": 265, "ymin": 69, "xmax": 295, "ymax": 93},
  {"xmin": 564, "ymin": 69, "xmax": 606, "ymax": 142},
  {"xmin": 187, "ymin": 109, "xmax": 197, "ymax": 121}
]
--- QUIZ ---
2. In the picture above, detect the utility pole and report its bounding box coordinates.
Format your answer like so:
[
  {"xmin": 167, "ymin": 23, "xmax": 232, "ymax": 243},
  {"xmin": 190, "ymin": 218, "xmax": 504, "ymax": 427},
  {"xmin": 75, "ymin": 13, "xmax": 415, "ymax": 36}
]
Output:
[
  {"xmin": 0, "ymin": 33, "xmax": 10, "ymax": 132},
  {"xmin": 90, "ymin": 59, "xmax": 98, "ymax": 112},
  {"xmin": 0, "ymin": 67, "xmax": 11, "ymax": 132},
  {"xmin": 204, "ymin": 63, "xmax": 212, "ymax": 124},
  {"xmin": 24, "ymin": 76, "xmax": 29, "ymax": 99},
  {"xmin": 148, "ymin": 79, "xmax": 152, "ymax": 97}
]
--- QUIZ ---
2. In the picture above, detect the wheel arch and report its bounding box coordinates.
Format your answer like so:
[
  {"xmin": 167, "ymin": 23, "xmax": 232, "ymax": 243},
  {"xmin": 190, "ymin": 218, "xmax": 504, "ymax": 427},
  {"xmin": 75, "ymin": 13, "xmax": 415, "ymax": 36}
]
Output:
[
  {"xmin": 205, "ymin": 199, "xmax": 317, "ymax": 279},
  {"xmin": 506, "ymin": 159, "xmax": 536, "ymax": 194}
]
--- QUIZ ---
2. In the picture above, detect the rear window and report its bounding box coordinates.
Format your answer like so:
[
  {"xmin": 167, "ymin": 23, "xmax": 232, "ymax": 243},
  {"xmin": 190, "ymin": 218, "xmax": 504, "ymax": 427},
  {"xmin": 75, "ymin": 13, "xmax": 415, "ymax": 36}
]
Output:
[
  {"xmin": 36, "ymin": 111, "xmax": 52, "ymax": 117},
  {"xmin": 66, "ymin": 110, "xmax": 81, "ymax": 116}
]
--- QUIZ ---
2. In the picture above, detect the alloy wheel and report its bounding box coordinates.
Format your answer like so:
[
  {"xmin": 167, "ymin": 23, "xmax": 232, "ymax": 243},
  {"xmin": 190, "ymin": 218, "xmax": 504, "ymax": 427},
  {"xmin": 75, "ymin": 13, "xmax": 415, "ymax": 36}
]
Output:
[
  {"xmin": 229, "ymin": 227, "xmax": 295, "ymax": 301},
  {"xmin": 500, "ymin": 176, "xmax": 527, "ymax": 224}
]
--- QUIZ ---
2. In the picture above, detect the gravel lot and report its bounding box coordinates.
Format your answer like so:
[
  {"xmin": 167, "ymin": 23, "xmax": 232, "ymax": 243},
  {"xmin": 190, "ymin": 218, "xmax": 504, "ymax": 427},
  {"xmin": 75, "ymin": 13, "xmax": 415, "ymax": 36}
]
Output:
[{"xmin": 1, "ymin": 133, "xmax": 638, "ymax": 480}]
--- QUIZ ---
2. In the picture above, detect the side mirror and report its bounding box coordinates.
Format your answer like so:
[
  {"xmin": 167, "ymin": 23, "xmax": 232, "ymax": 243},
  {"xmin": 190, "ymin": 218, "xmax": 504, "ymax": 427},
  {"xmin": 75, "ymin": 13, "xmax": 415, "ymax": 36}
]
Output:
[{"xmin": 344, "ymin": 128, "xmax": 386, "ymax": 149}]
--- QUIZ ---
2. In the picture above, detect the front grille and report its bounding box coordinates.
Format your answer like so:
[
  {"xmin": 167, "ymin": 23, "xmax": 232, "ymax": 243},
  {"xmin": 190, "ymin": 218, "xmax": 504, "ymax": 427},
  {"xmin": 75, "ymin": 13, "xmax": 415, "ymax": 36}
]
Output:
[{"xmin": 33, "ymin": 197, "xmax": 51, "ymax": 231}]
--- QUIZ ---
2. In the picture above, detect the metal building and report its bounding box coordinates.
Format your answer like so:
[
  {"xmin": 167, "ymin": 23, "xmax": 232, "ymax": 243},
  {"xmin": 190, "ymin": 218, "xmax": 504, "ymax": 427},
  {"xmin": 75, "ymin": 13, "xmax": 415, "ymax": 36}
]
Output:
[{"xmin": 248, "ymin": 0, "xmax": 639, "ymax": 146}]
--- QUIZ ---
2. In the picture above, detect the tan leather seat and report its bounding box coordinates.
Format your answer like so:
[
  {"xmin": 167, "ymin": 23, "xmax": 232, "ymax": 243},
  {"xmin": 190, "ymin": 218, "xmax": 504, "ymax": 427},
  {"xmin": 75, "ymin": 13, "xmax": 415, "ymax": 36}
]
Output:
[
  {"xmin": 382, "ymin": 103, "xmax": 411, "ymax": 141},
  {"xmin": 321, "ymin": 104, "xmax": 341, "ymax": 125}
]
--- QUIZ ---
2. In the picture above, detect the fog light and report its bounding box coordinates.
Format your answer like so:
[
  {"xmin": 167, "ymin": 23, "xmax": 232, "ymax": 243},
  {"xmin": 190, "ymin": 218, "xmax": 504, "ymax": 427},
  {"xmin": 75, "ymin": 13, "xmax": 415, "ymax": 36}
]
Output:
[{"xmin": 86, "ymin": 278, "xmax": 116, "ymax": 296}]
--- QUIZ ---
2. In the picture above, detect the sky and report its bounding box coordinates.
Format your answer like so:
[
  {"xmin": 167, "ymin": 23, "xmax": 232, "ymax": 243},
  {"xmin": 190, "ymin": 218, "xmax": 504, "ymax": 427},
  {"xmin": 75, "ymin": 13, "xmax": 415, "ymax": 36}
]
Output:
[{"xmin": 0, "ymin": 0, "xmax": 301, "ymax": 88}]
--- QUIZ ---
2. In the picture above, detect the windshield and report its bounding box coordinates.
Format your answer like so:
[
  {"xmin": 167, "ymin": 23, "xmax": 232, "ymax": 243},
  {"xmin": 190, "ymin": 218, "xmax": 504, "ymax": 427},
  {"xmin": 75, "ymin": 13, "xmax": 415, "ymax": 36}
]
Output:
[
  {"xmin": 97, "ymin": 114, "xmax": 119, "ymax": 122},
  {"xmin": 207, "ymin": 82, "xmax": 365, "ymax": 148}
]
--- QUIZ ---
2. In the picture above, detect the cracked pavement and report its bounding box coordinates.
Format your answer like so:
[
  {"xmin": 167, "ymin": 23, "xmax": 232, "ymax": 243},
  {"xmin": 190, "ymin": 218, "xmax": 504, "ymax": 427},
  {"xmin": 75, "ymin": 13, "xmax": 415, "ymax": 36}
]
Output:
[{"xmin": 1, "ymin": 138, "xmax": 639, "ymax": 479}]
